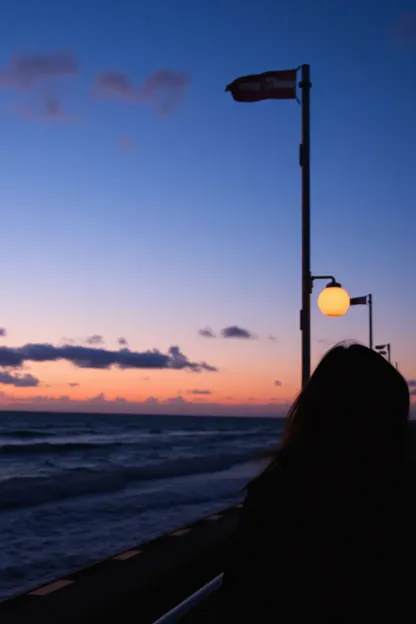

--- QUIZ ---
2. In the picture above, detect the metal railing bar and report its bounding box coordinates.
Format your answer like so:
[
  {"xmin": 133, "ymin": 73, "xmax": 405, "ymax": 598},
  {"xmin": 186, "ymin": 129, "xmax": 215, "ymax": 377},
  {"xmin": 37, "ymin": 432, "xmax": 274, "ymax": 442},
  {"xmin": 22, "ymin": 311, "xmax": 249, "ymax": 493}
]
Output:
[{"xmin": 152, "ymin": 573, "xmax": 223, "ymax": 624}]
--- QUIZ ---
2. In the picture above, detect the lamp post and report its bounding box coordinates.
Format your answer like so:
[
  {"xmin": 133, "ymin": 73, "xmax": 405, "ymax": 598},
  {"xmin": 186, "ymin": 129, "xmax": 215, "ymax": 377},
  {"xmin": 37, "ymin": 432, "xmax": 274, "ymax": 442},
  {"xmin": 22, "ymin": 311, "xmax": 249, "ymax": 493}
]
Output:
[
  {"xmin": 349, "ymin": 294, "xmax": 373, "ymax": 349},
  {"xmin": 225, "ymin": 65, "xmax": 341, "ymax": 387},
  {"xmin": 375, "ymin": 343, "xmax": 391, "ymax": 363}
]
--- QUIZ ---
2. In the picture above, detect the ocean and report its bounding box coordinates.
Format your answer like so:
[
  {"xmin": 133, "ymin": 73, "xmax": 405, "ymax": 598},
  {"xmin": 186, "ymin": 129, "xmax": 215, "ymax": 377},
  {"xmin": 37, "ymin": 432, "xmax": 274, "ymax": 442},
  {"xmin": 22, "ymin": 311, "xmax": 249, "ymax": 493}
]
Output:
[{"xmin": 0, "ymin": 411, "xmax": 284, "ymax": 600}]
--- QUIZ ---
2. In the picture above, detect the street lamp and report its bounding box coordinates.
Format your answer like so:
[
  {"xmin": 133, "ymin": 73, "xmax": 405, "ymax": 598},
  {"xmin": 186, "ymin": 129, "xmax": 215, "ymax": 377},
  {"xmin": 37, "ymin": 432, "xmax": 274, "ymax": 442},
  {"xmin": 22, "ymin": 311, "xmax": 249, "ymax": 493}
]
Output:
[
  {"xmin": 349, "ymin": 294, "xmax": 373, "ymax": 349},
  {"xmin": 313, "ymin": 276, "xmax": 350, "ymax": 317},
  {"xmin": 375, "ymin": 343, "xmax": 391, "ymax": 363}
]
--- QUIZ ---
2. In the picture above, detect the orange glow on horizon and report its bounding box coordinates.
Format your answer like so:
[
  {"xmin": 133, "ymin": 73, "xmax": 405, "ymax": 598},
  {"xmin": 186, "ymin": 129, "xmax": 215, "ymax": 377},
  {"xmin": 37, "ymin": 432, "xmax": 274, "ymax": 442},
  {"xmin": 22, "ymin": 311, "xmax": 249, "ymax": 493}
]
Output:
[{"xmin": 0, "ymin": 358, "xmax": 300, "ymax": 408}]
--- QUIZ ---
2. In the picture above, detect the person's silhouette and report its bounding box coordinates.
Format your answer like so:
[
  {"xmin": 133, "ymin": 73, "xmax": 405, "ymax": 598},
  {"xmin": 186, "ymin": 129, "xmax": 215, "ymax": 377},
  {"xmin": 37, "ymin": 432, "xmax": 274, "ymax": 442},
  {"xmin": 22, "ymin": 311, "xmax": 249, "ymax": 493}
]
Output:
[{"xmin": 220, "ymin": 342, "xmax": 414, "ymax": 622}]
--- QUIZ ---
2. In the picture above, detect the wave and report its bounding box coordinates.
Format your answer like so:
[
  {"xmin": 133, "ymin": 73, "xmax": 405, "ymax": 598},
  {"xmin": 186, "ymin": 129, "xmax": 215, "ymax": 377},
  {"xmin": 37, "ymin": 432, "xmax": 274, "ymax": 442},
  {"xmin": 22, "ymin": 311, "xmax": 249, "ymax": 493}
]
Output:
[
  {"xmin": 0, "ymin": 431, "xmax": 271, "ymax": 457},
  {"xmin": 0, "ymin": 450, "xmax": 257, "ymax": 511},
  {"xmin": 0, "ymin": 440, "xmax": 126, "ymax": 455},
  {"xmin": 0, "ymin": 429, "xmax": 56, "ymax": 440}
]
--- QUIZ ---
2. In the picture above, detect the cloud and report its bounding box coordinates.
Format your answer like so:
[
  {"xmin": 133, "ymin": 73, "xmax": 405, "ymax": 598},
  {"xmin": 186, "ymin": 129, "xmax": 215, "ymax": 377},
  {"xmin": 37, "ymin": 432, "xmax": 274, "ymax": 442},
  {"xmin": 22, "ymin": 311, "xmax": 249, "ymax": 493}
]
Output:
[
  {"xmin": 0, "ymin": 390, "xmax": 288, "ymax": 417},
  {"xmin": 85, "ymin": 335, "xmax": 105, "ymax": 346},
  {"xmin": 0, "ymin": 50, "xmax": 78, "ymax": 91},
  {"xmin": 198, "ymin": 327, "xmax": 216, "ymax": 339},
  {"xmin": 0, "ymin": 328, "xmax": 6, "ymax": 337},
  {"xmin": 43, "ymin": 97, "xmax": 68, "ymax": 119},
  {"xmin": 407, "ymin": 380, "xmax": 416, "ymax": 388},
  {"xmin": 0, "ymin": 371, "xmax": 39, "ymax": 387},
  {"xmin": 91, "ymin": 68, "xmax": 190, "ymax": 115},
  {"xmin": 137, "ymin": 69, "xmax": 190, "ymax": 116},
  {"xmin": 16, "ymin": 96, "xmax": 75, "ymax": 123},
  {"xmin": 143, "ymin": 396, "xmax": 158, "ymax": 406},
  {"xmin": 411, "ymin": 388, "xmax": 416, "ymax": 397},
  {"xmin": 186, "ymin": 389, "xmax": 212, "ymax": 395},
  {"xmin": 60, "ymin": 336, "xmax": 76, "ymax": 345},
  {"xmin": 268, "ymin": 335, "xmax": 277, "ymax": 342},
  {"xmin": 394, "ymin": 11, "xmax": 416, "ymax": 48},
  {"xmin": 118, "ymin": 135, "xmax": 134, "ymax": 150},
  {"xmin": 117, "ymin": 337, "xmax": 128, "ymax": 346},
  {"xmin": 91, "ymin": 72, "xmax": 136, "ymax": 100},
  {"xmin": 68, "ymin": 382, "xmax": 80, "ymax": 387},
  {"xmin": 274, "ymin": 380, "xmax": 282, "ymax": 387},
  {"xmin": 220, "ymin": 325, "xmax": 255, "ymax": 339},
  {"xmin": 166, "ymin": 396, "xmax": 187, "ymax": 406},
  {"xmin": 0, "ymin": 51, "xmax": 79, "ymax": 124},
  {"xmin": 167, "ymin": 345, "xmax": 216, "ymax": 372},
  {"xmin": 0, "ymin": 342, "xmax": 217, "ymax": 373}
]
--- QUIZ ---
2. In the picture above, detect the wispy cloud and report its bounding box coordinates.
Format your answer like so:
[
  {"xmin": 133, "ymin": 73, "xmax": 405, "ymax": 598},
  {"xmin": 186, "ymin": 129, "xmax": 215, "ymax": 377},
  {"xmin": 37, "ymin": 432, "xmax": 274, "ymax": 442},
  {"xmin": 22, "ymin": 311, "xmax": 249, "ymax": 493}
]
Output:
[
  {"xmin": 0, "ymin": 343, "xmax": 217, "ymax": 373},
  {"xmin": 220, "ymin": 325, "xmax": 255, "ymax": 339},
  {"xmin": 274, "ymin": 380, "xmax": 282, "ymax": 387},
  {"xmin": 43, "ymin": 97, "xmax": 69, "ymax": 119},
  {"xmin": 198, "ymin": 327, "xmax": 216, "ymax": 339},
  {"xmin": 0, "ymin": 50, "xmax": 78, "ymax": 91},
  {"xmin": 85, "ymin": 335, "xmax": 105, "ymax": 346},
  {"xmin": 0, "ymin": 50, "xmax": 79, "ymax": 124},
  {"xmin": 1, "ymin": 51, "xmax": 189, "ymax": 129},
  {"xmin": 0, "ymin": 328, "xmax": 7, "ymax": 337},
  {"xmin": 0, "ymin": 371, "xmax": 39, "ymax": 387},
  {"xmin": 186, "ymin": 389, "xmax": 212, "ymax": 395},
  {"xmin": 15, "ymin": 96, "xmax": 75, "ymax": 123},
  {"xmin": 268, "ymin": 335, "xmax": 277, "ymax": 342},
  {"xmin": 60, "ymin": 336, "xmax": 76, "ymax": 345},
  {"xmin": 91, "ymin": 72, "xmax": 136, "ymax": 100},
  {"xmin": 68, "ymin": 382, "xmax": 80, "ymax": 387},
  {"xmin": 117, "ymin": 337, "xmax": 128, "ymax": 346},
  {"xmin": 407, "ymin": 380, "xmax": 416, "ymax": 388},
  {"xmin": 91, "ymin": 68, "xmax": 190, "ymax": 115},
  {"xmin": 137, "ymin": 69, "xmax": 190, "ymax": 116}
]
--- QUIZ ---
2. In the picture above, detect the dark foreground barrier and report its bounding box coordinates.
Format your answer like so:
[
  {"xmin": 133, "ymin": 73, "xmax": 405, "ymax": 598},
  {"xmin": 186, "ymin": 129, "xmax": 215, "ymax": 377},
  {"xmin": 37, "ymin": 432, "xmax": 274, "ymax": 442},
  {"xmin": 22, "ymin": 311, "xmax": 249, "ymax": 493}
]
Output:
[
  {"xmin": 0, "ymin": 504, "xmax": 242, "ymax": 624},
  {"xmin": 153, "ymin": 574, "xmax": 223, "ymax": 623}
]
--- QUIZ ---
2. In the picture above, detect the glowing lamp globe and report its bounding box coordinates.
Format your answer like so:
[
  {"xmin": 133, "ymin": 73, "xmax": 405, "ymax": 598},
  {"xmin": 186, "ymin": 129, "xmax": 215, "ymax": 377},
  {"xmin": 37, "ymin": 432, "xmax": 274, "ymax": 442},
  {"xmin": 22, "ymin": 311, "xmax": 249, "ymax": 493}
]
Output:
[{"xmin": 317, "ymin": 282, "xmax": 350, "ymax": 317}]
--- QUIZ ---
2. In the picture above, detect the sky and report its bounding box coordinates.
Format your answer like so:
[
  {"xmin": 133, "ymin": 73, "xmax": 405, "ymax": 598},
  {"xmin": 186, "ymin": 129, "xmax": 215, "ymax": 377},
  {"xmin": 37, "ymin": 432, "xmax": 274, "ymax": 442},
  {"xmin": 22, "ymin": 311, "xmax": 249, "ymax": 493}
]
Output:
[{"xmin": 0, "ymin": 0, "xmax": 415, "ymax": 416}]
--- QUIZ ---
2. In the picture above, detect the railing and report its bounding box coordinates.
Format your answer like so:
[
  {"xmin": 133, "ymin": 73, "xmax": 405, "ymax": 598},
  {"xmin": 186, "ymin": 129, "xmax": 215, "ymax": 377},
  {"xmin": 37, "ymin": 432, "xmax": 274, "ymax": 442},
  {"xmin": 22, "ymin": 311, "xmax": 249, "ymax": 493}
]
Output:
[{"xmin": 152, "ymin": 573, "xmax": 223, "ymax": 623}]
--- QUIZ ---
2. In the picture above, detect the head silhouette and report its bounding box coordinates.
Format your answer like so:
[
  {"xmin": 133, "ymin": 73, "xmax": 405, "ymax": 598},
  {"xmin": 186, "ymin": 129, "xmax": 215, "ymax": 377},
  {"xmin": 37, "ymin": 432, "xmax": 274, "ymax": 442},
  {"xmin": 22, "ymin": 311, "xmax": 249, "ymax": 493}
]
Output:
[{"xmin": 280, "ymin": 342, "xmax": 410, "ymax": 464}]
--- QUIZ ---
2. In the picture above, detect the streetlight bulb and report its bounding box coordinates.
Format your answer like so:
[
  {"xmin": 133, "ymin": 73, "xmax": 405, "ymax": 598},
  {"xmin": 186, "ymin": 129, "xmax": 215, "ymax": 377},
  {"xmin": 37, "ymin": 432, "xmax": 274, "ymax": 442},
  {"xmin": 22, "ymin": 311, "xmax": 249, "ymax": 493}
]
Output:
[{"xmin": 317, "ymin": 283, "xmax": 350, "ymax": 317}]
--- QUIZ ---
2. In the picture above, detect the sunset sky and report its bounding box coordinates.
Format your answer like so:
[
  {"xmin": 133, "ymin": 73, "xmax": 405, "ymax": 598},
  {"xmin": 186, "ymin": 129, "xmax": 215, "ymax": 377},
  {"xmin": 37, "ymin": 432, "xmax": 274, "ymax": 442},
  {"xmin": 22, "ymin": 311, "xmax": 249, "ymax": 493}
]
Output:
[{"xmin": 0, "ymin": 0, "xmax": 415, "ymax": 415}]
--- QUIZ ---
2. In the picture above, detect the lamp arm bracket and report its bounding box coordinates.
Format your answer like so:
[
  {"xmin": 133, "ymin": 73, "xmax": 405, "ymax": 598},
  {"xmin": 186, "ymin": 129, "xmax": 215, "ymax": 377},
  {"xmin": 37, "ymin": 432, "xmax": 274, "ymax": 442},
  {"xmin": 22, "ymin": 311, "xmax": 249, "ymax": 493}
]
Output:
[{"xmin": 310, "ymin": 274, "xmax": 338, "ymax": 293}]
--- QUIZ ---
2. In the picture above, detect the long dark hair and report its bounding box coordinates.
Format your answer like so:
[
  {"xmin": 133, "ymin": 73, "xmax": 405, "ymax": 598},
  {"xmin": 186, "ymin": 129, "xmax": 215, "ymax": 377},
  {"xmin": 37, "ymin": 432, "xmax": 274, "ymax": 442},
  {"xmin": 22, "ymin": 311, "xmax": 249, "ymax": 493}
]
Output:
[{"xmin": 258, "ymin": 341, "xmax": 410, "ymax": 479}]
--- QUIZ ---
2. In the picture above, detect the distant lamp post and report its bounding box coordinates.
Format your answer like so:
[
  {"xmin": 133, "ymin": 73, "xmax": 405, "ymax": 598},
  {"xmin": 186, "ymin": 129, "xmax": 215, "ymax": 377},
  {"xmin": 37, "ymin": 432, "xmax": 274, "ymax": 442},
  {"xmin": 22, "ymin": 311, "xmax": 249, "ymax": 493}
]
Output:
[
  {"xmin": 375, "ymin": 343, "xmax": 391, "ymax": 363},
  {"xmin": 314, "ymin": 276, "xmax": 350, "ymax": 317},
  {"xmin": 350, "ymin": 294, "xmax": 373, "ymax": 349}
]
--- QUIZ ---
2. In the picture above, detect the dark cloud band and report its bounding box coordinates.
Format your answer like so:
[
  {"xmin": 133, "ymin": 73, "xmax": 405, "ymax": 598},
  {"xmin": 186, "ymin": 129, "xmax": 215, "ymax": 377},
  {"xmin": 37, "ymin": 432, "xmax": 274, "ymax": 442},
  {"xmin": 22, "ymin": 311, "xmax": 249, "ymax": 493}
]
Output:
[{"xmin": 0, "ymin": 343, "xmax": 217, "ymax": 373}]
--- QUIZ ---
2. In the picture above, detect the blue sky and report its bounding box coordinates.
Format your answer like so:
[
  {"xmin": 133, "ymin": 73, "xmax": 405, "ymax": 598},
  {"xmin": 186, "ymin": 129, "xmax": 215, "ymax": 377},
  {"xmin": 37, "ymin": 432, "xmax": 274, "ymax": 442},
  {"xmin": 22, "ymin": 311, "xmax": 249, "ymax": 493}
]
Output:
[{"xmin": 0, "ymin": 0, "xmax": 415, "ymax": 413}]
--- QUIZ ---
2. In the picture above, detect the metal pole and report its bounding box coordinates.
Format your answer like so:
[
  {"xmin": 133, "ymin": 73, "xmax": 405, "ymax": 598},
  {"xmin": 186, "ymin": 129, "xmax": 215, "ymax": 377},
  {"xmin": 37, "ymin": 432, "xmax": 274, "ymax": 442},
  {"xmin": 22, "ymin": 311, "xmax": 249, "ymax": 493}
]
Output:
[
  {"xmin": 300, "ymin": 64, "xmax": 312, "ymax": 388},
  {"xmin": 368, "ymin": 294, "xmax": 373, "ymax": 350}
]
